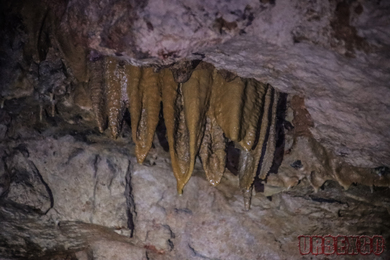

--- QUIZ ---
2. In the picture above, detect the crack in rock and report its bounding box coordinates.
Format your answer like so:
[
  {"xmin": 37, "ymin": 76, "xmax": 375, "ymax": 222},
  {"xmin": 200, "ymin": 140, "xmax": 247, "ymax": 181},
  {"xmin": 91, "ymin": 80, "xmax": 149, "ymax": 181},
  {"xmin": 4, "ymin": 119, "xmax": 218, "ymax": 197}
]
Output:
[
  {"xmin": 188, "ymin": 243, "xmax": 220, "ymax": 260},
  {"xmin": 125, "ymin": 160, "xmax": 137, "ymax": 237}
]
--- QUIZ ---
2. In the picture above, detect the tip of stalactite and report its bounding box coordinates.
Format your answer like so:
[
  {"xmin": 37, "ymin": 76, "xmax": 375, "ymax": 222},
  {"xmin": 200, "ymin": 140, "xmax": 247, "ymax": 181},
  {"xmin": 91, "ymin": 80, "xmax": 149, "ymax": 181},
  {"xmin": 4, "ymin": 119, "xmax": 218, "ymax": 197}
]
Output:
[
  {"xmin": 177, "ymin": 188, "xmax": 183, "ymax": 196},
  {"xmin": 209, "ymin": 179, "xmax": 220, "ymax": 186},
  {"xmin": 177, "ymin": 182, "xmax": 185, "ymax": 195},
  {"xmin": 111, "ymin": 129, "xmax": 118, "ymax": 139},
  {"xmin": 136, "ymin": 157, "xmax": 144, "ymax": 164},
  {"xmin": 135, "ymin": 148, "xmax": 148, "ymax": 164},
  {"xmin": 243, "ymin": 188, "xmax": 252, "ymax": 211}
]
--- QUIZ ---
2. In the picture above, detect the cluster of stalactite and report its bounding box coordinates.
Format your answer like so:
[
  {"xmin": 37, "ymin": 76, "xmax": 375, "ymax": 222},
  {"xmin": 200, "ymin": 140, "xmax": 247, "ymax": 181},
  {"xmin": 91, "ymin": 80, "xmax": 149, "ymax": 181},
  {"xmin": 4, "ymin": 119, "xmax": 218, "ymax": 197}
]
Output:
[{"xmin": 88, "ymin": 55, "xmax": 279, "ymax": 210}]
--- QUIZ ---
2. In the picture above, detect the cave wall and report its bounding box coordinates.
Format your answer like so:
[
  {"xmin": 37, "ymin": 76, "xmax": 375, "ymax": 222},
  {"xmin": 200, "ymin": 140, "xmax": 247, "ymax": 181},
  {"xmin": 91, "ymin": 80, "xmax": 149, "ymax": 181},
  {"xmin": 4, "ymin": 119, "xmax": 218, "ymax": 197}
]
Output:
[
  {"xmin": 1, "ymin": 0, "xmax": 390, "ymax": 259},
  {"xmin": 1, "ymin": 124, "xmax": 389, "ymax": 259}
]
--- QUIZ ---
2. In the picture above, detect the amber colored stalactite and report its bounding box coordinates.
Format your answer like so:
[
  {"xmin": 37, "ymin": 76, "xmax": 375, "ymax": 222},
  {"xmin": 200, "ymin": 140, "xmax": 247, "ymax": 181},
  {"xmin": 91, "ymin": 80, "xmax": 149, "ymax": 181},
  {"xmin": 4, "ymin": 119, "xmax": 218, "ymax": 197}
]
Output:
[
  {"xmin": 124, "ymin": 63, "xmax": 142, "ymax": 142},
  {"xmin": 237, "ymin": 83, "xmax": 270, "ymax": 191},
  {"xmin": 177, "ymin": 62, "xmax": 213, "ymax": 193},
  {"xmin": 91, "ymin": 57, "xmax": 280, "ymax": 208},
  {"xmin": 199, "ymin": 112, "xmax": 226, "ymax": 186},
  {"xmin": 257, "ymin": 87, "xmax": 279, "ymax": 181},
  {"xmin": 237, "ymin": 79, "xmax": 268, "ymax": 152},
  {"xmin": 161, "ymin": 67, "xmax": 201, "ymax": 194},
  {"xmin": 162, "ymin": 81, "xmax": 190, "ymax": 194},
  {"xmin": 237, "ymin": 82, "xmax": 275, "ymax": 210},
  {"xmin": 105, "ymin": 57, "xmax": 123, "ymax": 139},
  {"xmin": 127, "ymin": 67, "xmax": 161, "ymax": 163},
  {"xmin": 212, "ymin": 71, "xmax": 246, "ymax": 142},
  {"xmin": 87, "ymin": 57, "xmax": 390, "ymax": 208}
]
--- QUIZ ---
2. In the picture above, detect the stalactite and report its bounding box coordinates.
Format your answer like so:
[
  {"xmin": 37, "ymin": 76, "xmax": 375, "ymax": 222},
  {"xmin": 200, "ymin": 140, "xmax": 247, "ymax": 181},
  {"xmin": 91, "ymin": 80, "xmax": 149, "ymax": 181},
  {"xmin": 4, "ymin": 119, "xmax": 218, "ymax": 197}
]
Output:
[
  {"xmin": 242, "ymin": 85, "xmax": 279, "ymax": 210},
  {"xmin": 91, "ymin": 57, "xmax": 281, "ymax": 208},
  {"xmin": 199, "ymin": 114, "xmax": 226, "ymax": 186},
  {"xmin": 211, "ymin": 72, "xmax": 279, "ymax": 209},
  {"xmin": 211, "ymin": 72, "xmax": 247, "ymax": 142},
  {"xmin": 105, "ymin": 57, "xmax": 124, "ymax": 139},
  {"xmin": 238, "ymin": 85, "xmax": 278, "ymax": 210},
  {"xmin": 198, "ymin": 69, "xmax": 228, "ymax": 186},
  {"xmin": 257, "ymin": 86, "xmax": 279, "ymax": 180},
  {"xmin": 160, "ymin": 69, "xmax": 190, "ymax": 193},
  {"xmin": 127, "ymin": 66, "xmax": 161, "ymax": 163},
  {"xmin": 176, "ymin": 62, "xmax": 213, "ymax": 194},
  {"xmin": 161, "ymin": 72, "xmax": 190, "ymax": 194}
]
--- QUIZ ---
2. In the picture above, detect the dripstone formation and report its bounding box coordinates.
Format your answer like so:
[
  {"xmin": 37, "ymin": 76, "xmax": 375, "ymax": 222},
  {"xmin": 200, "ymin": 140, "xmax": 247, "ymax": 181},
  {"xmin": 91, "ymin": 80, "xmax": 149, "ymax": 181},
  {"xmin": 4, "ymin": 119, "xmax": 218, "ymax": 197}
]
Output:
[{"xmin": 89, "ymin": 56, "xmax": 279, "ymax": 209}]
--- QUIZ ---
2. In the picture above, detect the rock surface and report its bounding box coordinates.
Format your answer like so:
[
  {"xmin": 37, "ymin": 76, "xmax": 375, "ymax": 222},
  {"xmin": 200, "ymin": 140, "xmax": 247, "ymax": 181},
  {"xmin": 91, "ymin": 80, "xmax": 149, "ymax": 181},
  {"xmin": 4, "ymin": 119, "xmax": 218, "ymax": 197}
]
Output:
[{"xmin": 0, "ymin": 121, "xmax": 389, "ymax": 259}]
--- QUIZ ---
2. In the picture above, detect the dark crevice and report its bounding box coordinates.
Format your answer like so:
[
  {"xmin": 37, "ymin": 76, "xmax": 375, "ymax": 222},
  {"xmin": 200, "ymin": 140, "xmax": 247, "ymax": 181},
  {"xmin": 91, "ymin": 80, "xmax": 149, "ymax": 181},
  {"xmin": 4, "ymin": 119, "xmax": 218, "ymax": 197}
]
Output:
[
  {"xmin": 156, "ymin": 106, "xmax": 169, "ymax": 152},
  {"xmin": 14, "ymin": 144, "xmax": 29, "ymax": 157},
  {"xmin": 0, "ymin": 157, "xmax": 11, "ymax": 199},
  {"xmin": 254, "ymin": 179, "xmax": 264, "ymax": 193},
  {"xmin": 92, "ymin": 154, "xmax": 100, "ymax": 178},
  {"xmin": 188, "ymin": 244, "xmax": 216, "ymax": 259},
  {"xmin": 122, "ymin": 108, "xmax": 132, "ymax": 138},
  {"xmin": 174, "ymin": 208, "xmax": 192, "ymax": 215},
  {"xmin": 225, "ymin": 141, "xmax": 240, "ymax": 176},
  {"xmin": 269, "ymin": 92, "xmax": 287, "ymax": 174},
  {"xmin": 106, "ymin": 158, "xmax": 116, "ymax": 174},
  {"xmin": 251, "ymin": 83, "xmax": 269, "ymax": 150},
  {"xmin": 309, "ymin": 196, "xmax": 344, "ymax": 204},
  {"xmin": 167, "ymin": 239, "xmax": 174, "ymax": 251},
  {"xmin": 125, "ymin": 160, "xmax": 136, "ymax": 238},
  {"xmin": 254, "ymin": 86, "xmax": 275, "ymax": 189}
]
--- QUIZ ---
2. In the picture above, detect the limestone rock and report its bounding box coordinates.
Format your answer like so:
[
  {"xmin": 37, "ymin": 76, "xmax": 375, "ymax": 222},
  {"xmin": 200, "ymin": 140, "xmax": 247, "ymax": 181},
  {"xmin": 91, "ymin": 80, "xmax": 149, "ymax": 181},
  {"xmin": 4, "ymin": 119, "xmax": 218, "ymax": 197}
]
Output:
[
  {"xmin": 4, "ymin": 135, "xmax": 131, "ymax": 229},
  {"xmin": 0, "ymin": 125, "xmax": 389, "ymax": 259},
  {"xmin": 129, "ymin": 143, "xmax": 390, "ymax": 260},
  {"xmin": 5, "ymin": 148, "xmax": 52, "ymax": 214}
]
